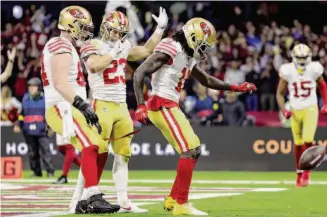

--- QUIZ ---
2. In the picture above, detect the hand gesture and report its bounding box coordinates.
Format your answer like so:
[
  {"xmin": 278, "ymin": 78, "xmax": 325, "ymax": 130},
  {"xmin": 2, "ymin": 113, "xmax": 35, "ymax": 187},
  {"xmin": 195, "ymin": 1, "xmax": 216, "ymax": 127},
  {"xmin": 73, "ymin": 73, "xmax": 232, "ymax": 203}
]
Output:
[
  {"xmin": 152, "ymin": 7, "xmax": 168, "ymax": 29},
  {"xmin": 7, "ymin": 47, "xmax": 16, "ymax": 61}
]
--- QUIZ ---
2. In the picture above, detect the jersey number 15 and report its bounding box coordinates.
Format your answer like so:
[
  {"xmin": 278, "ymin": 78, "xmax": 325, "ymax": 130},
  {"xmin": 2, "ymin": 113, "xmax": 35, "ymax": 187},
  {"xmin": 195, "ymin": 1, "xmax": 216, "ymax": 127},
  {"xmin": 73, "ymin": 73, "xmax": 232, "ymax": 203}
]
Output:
[{"xmin": 292, "ymin": 81, "xmax": 312, "ymax": 98}]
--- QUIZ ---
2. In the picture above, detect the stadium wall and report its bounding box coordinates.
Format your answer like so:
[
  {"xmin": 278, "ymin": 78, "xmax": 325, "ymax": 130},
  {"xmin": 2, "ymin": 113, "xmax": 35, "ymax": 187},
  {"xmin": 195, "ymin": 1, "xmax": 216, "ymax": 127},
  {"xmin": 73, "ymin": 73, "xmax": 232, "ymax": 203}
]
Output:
[{"xmin": 1, "ymin": 126, "xmax": 327, "ymax": 171}]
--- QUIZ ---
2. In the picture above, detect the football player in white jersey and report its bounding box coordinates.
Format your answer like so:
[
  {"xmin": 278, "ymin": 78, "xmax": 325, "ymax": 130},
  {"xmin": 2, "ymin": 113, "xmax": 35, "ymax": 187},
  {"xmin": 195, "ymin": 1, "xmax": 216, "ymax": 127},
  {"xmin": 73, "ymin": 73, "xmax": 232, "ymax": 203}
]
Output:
[
  {"xmin": 43, "ymin": 5, "xmax": 120, "ymax": 214},
  {"xmin": 71, "ymin": 8, "xmax": 168, "ymax": 213},
  {"xmin": 133, "ymin": 18, "xmax": 257, "ymax": 216},
  {"xmin": 276, "ymin": 43, "xmax": 327, "ymax": 187}
]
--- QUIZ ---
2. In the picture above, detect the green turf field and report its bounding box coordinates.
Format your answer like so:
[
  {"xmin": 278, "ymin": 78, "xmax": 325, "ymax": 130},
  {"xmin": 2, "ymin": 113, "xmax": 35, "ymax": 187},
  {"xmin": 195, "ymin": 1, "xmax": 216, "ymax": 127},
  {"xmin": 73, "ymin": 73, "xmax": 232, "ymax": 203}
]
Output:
[{"xmin": 2, "ymin": 170, "xmax": 327, "ymax": 217}]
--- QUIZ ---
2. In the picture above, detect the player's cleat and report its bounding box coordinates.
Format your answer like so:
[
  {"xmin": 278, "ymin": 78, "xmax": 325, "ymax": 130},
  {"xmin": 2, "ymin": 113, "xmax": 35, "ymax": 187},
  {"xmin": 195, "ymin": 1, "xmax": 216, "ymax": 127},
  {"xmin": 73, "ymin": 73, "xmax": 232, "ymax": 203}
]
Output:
[
  {"xmin": 118, "ymin": 203, "xmax": 148, "ymax": 213},
  {"xmin": 301, "ymin": 171, "xmax": 311, "ymax": 187},
  {"xmin": 296, "ymin": 173, "xmax": 303, "ymax": 187},
  {"xmin": 164, "ymin": 196, "xmax": 177, "ymax": 211},
  {"xmin": 53, "ymin": 175, "xmax": 68, "ymax": 184},
  {"xmin": 75, "ymin": 200, "xmax": 88, "ymax": 214},
  {"xmin": 173, "ymin": 203, "xmax": 208, "ymax": 216},
  {"xmin": 87, "ymin": 193, "xmax": 120, "ymax": 214}
]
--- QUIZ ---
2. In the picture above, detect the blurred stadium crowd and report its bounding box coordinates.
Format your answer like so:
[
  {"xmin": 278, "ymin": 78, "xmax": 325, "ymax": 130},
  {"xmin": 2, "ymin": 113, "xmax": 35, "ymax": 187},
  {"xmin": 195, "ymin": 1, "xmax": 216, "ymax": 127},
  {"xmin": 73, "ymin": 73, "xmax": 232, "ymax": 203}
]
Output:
[{"xmin": 1, "ymin": 1, "xmax": 327, "ymax": 126}]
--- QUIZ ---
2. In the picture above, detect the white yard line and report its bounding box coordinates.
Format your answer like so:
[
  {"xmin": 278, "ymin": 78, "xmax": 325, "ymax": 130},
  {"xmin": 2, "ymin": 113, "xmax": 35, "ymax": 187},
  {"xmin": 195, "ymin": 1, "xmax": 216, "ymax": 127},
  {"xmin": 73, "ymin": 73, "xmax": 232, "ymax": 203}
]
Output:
[
  {"xmin": 0, "ymin": 179, "xmax": 291, "ymax": 217},
  {"xmin": 2, "ymin": 179, "xmax": 327, "ymax": 185},
  {"xmin": 4, "ymin": 211, "xmax": 72, "ymax": 217}
]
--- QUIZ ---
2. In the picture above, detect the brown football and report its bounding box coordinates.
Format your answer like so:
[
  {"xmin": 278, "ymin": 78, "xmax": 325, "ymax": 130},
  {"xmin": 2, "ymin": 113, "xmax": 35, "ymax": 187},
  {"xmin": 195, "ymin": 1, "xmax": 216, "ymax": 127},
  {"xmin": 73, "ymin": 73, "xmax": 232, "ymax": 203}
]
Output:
[{"xmin": 299, "ymin": 146, "xmax": 326, "ymax": 171}]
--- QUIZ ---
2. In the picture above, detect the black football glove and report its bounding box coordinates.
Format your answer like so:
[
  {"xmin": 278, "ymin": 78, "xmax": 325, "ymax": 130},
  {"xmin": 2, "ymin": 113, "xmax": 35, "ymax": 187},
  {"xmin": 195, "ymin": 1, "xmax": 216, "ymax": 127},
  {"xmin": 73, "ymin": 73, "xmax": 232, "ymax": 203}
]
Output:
[{"xmin": 72, "ymin": 95, "xmax": 102, "ymax": 134}]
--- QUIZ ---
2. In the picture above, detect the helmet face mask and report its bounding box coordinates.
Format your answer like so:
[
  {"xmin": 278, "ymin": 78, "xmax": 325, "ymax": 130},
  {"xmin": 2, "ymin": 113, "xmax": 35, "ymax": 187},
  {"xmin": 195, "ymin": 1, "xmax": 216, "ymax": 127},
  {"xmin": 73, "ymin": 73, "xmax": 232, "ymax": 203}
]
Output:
[
  {"xmin": 71, "ymin": 20, "xmax": 94, "ymax": 47},
  {"xmin": 194, "ymin": 38, "xmax": 214, "ymax": 60},
  {"xmin": 295, "ymin": 56, "xmax": 310, "ymax": 67}
]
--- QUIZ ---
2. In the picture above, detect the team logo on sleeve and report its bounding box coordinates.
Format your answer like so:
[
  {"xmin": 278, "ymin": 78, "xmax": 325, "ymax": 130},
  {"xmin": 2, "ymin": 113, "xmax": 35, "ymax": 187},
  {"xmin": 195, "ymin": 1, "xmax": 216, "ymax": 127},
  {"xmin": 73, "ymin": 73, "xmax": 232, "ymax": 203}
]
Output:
[
  {"xmin": 69, "ymin": 9, "xmax": 85, "ymax": 19},
  {"xmin": 200, "ymin": 22, "xmax": 211, "ymax": 36}
]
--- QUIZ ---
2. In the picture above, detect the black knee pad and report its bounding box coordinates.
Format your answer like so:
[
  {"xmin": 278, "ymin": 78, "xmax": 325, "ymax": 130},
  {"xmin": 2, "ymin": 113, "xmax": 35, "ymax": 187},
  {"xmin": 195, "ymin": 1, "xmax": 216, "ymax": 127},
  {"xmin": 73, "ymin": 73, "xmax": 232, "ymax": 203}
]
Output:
[{"xmin": 180, "ymin": 147, "xmax": 201, "ymax": 159}]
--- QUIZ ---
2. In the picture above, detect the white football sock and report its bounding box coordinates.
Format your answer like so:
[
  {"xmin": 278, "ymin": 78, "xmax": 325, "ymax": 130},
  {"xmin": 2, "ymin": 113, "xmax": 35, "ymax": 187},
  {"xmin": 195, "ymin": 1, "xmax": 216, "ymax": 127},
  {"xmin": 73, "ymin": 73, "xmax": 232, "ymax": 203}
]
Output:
[
  {"xmin": 81, "ymin": 188, "xmax": 89, "ymax": 201},
  {"xmin": 112, "ymin": 154, "xmax": 129, "ymax": 207},
  {"xmin": 69, "ymin": 169, "xmax": 84, "ymax": 212},
  {"xmin": 81, "ymin": 186, "xmax": 100, "ymax": 200},
  {"xmin": 87, "ymin": 186, "xmax": 100, "ymax": 197}
]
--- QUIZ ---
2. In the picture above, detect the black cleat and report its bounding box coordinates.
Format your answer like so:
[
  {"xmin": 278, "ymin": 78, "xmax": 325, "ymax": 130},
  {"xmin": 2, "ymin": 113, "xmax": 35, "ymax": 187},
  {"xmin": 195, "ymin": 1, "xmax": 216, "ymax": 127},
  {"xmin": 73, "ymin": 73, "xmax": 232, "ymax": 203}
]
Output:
[
  {"xmin": 75, "ymin": 200, "xmax": 88, "ymax": 214},
  {"xmin": 53, "ymin": 175, "xmax": 68, "ymax": 184},
  {"xmin": 87, "ymin": 193, "xmax": 120, "ymax": 214}
]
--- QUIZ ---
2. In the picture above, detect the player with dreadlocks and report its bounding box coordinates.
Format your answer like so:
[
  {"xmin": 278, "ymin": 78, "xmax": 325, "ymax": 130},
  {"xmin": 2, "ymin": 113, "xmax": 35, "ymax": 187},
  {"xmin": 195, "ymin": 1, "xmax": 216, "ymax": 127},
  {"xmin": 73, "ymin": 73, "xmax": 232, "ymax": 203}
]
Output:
[{"xmin": 133, "ymin": 18, "xmax": 257, "ymax": 216}]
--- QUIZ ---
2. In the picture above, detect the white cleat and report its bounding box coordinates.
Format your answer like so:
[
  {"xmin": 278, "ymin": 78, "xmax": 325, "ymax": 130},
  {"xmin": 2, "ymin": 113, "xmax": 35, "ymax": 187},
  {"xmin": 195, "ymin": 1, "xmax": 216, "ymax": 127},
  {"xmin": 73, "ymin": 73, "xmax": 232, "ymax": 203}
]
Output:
[
  {"xmin": 173, "ymin": 203, "xmax": 208, "ymax": 216},
  {"xmin": 118, "ymin": 203, "xmax": 148, "ymax": 213}
]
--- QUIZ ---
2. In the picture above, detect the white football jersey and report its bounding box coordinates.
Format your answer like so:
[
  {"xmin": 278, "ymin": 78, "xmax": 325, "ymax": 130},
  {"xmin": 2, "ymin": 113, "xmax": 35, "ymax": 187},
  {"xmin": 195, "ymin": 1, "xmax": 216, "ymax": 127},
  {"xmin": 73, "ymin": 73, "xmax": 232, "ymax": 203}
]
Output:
[
  {"xmin": 81, "ymin": 39, "xmax": 132, "ymax": 102},
  {"xmin": 279, "ymin": 61, "xmax": 323, "ymax": 110},
  {"xmin": 151, "ymin": 38, "xmax": 198, "ymax": 103},
  {"xmin": 42, "ymin": 37, "xmax": 87, "ymax": 108}
]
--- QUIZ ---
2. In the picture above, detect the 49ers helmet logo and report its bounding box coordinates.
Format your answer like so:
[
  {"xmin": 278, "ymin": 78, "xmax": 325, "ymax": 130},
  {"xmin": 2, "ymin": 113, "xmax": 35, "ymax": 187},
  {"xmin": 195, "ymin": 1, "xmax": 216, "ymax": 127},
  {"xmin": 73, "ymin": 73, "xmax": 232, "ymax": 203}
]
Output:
[
  {"xmin": 105, "ymin": 13, "xmax": 114, "ymax": 22},
  {"xmin": 69, "ymin": 9, "xmax": 85, "ymax": 19},
  {"xmin": 200, "ymin": 22, "xmax": 211, "ymax": 36}
]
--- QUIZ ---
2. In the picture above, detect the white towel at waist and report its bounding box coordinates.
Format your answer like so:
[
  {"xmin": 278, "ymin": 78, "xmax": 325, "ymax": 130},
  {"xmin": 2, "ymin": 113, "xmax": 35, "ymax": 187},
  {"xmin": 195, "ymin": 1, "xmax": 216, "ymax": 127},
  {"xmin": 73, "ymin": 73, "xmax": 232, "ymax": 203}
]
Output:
[{"xmin": 56, "ymin": 101, "xmax": 76, "ymax": 140}]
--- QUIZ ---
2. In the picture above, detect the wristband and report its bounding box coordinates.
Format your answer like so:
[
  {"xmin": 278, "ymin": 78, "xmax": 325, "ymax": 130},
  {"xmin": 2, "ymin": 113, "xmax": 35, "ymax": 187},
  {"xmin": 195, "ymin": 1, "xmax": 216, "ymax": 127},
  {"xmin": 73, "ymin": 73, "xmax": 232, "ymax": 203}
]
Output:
[{"xmin": 154, "ymin": 26, "xmax": 165, "ymax": 35}]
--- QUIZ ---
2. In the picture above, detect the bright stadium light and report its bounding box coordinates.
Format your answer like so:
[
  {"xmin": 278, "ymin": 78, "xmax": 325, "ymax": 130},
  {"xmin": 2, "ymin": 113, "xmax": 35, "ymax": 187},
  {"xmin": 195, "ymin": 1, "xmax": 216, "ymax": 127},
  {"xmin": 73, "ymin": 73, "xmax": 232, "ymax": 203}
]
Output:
[{"xmin": 13, "ymin": 5, "xmax": 23, "ymax": 19}]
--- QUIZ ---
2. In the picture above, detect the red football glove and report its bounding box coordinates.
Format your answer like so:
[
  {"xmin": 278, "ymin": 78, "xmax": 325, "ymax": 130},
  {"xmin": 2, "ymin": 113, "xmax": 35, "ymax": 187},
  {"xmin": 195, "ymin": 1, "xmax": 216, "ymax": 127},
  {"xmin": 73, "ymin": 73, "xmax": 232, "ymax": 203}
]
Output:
[
  {"xmin": 230, "ymin": 82, "xmax": 257, "ymax": 93},
  {"xmin": 135, "ymin": 104, "xmax": 148, "ymax": 124},
  {"xmin": 321, "ymin": 105, "xmax": 327, "ymax": 115},
  {"xmin": 283, "ymin": 109, "xmax": 292, "ymax": 119}
]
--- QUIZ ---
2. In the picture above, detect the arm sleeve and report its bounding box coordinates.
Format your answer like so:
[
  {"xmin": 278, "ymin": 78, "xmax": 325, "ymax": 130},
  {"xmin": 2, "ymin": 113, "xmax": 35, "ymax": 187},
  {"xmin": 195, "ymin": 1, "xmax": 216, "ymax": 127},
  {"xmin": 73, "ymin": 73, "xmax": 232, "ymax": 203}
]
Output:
[
  {"xmin": 153, "ymin": 38, "xmax": 178, "ymax": 59},
  {"xmin": 47, "ymin": 38, "xmax": 73, "ymax": 55}
]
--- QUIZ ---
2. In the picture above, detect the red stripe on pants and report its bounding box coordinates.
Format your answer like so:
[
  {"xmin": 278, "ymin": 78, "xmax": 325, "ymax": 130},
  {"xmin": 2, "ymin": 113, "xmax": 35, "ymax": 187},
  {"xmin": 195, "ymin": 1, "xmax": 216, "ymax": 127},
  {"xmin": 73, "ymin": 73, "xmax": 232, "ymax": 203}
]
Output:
[
  {"xmin": 160, "ymin": 109, "xmax": 185, "ymax": 152},
  {"xmin": 167, "ymin": 109, "xmax": 189, "ymax": 150}
]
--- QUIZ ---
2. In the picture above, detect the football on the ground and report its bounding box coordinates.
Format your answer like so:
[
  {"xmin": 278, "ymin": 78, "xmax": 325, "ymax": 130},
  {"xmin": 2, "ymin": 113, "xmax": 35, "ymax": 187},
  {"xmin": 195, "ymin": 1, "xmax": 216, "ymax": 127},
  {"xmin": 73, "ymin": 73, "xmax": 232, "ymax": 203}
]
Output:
[{"xmin": 299, "ymin": 146, "xmax": 326, "ymax": 170}]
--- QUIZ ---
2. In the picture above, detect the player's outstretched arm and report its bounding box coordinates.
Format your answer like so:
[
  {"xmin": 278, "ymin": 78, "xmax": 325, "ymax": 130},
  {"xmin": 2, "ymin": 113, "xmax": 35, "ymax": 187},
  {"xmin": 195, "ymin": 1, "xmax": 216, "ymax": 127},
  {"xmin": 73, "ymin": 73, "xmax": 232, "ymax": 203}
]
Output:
[
  {"xmin": 133, "ymin": 52, "xmax": 170, "ymax": 105},
  {"xmin": 276, "ymin": 78, "xmax": 288, "ymax": 111},
  {"xmin": 191, "ymin": 65, "xmax": 257, "ymax": 93},
  {"xmin": 191, "ymin": 65, "xmax": 232, "ymax": 91},
  {"xmin": 128, "ymin": 7, "xmax": 168, "ymax": 62},
  {"xmin": 51, "ymin": 53, "xmax": 77, "ymax": 104},
  {"xmin": 1, "ymin": 47, "xmax": 16, "ymax": 83}
]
